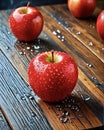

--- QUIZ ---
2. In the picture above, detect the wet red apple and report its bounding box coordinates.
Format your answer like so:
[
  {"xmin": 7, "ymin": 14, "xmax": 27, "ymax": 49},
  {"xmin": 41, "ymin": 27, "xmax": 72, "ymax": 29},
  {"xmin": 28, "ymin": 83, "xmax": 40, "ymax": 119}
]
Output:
[{"xmin": 28, "ymin": 51, "xmax": 78, "ymax": 102}]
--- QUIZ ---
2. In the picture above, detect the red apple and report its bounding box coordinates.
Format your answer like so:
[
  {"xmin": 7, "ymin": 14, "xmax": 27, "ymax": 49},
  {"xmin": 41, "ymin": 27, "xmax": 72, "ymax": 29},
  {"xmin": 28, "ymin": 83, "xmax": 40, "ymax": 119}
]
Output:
[
  {"xmin": 96, "ymin": 10, "xmax": 104, "ymax": 40},
  {"xmin": 9, "ymin": 6, "xmax": 44, "ymax": 42},
  {"xmin": 68, "ymin": 0, "xmax": 96, "ymax": 18},
  {"xmin": 28, "ymin": 51, "xmax": 78, "ymax": 102}
]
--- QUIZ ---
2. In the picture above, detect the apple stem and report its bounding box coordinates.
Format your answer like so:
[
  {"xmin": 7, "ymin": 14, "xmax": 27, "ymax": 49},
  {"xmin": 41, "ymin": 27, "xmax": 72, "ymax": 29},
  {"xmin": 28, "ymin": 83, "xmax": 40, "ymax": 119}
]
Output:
[
  {"xmin": 51, "ymin": 51, "xmax": 54, "ymax": 62},
  {"xmin": 27, "ymin": 1, "xmax": 30, "ymax": 8}
]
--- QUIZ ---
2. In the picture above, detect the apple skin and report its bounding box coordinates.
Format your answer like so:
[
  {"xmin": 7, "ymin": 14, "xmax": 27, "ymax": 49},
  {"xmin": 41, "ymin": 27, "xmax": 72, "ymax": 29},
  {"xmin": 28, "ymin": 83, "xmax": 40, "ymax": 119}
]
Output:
[
  {"xmin": 28, "ymin": 51, "xmax": 78, "ymax": 102},
  {"xmin": 96, "ymin": 10, "xmax": 104, "ymax": 40},
  {"xmin": 9, "ymin": 6, "xmax": 44, "ymax": 42},
  {"xmin": 68, "ymin": 0, "xmax": 96, "ymax": 18}
]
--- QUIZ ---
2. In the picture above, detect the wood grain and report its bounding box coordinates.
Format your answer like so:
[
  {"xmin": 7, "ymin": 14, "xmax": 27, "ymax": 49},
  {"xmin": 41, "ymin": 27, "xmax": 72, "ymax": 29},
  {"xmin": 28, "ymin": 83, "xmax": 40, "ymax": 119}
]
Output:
[
  {"xmin": 0, "ymin": 108, "xmax": 11, "ymax": 130},
  {"xmin": 0, "ymin": 50, "xmax": 53, "ymax": 130},
  {"xmin": 0, "ymin": 2, "xmax": 104, "ymax": 130}
]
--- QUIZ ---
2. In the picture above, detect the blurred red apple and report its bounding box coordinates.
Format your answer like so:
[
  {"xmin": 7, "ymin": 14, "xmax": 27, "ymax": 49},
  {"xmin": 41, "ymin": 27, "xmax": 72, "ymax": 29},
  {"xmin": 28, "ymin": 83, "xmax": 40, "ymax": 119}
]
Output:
[
  {"xmin": 96, "ymin": 10, "xmax": 104, "ymax": 40},
  {"xmin": 68, "ymin": 0, "xmax": 96, "ymax": 18}
]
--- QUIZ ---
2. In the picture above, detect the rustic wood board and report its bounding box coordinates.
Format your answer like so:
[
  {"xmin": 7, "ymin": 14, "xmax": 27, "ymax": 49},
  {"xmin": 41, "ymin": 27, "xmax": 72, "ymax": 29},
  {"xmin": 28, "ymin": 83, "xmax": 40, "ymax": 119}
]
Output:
[
  {"xmin": 0, "ymin": 1, "xmax": 104, "ymax": 130},
  {"xmin": 0, "ymin": 50, "xmax": 53, "ymax": 130},
  {"xmin": 0, "ymin": 108, "xmax": 11, "ymax": 130}
]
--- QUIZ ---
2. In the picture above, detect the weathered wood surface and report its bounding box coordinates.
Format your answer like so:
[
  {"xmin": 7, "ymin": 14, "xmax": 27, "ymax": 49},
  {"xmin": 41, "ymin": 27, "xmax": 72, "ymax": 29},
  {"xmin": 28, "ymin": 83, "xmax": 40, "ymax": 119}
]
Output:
[
  {"xmin": 0, "ymin": 50, "xmax": 53, "ymax": 130},
  {"xmin": 0, "ymin": 1, "xmax": 104, "ymax": 130}
]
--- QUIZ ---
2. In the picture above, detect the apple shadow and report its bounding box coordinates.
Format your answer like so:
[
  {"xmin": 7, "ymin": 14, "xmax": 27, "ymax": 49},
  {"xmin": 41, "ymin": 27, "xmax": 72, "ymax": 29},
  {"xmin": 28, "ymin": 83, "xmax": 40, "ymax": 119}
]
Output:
[{"xmin": 14, "ymin": 34, "xmax": 63, "ymax": 63}]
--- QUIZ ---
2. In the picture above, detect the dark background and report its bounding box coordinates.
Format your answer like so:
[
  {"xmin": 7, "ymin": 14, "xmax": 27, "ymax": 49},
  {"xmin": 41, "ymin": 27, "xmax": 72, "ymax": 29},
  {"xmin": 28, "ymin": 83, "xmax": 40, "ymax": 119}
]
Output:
[{"xmin": 0, "ymin": 0, "xmax": 67, "ymax": 9}]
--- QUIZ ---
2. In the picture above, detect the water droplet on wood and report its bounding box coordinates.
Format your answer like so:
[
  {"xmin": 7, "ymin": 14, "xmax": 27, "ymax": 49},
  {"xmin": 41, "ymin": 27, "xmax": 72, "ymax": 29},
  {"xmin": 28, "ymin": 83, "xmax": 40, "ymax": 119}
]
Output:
[
  {"xmin": 71, "ymin": 105, "xmax": 75, "ymax": 110},
  {"xmin": 31, "ymin": 112, "xmax": 36, "ymax": 117},
  {"xmin": 90, "ymin": 24, "xmax": 95, "ymax": 28},
  {"xmin": 5, "ymin": 46, "xmax": 9, "ymax": 50},
  {"xmin": 53, "ymin": 31, "xmax": 57, "ymax": 35},
  {"xmin": 57, "ymin": 29, "xmax": 61, "ymax": 33},
  {"xmin": 58, "ymin": 22, "xmax": 61, "ymax": 25},
  {"xmin": 76, "ymin": 31, "xmax": 81, "ymax": 35},
  {"xmin": 23, "ymin": 52, "xmax": 26, "ymax": 55},
  {"xmin": 31, "ymin": 49, "xmax": 33, "ymax": 52},
  {"xmin": 91, "ymin": 76, "xmax": 96, "ymax": 80},
  {"xmin": 62, "ymin": 110, "xmax": 69, "ymax": 116},
  {"xmin": 89, "ymin": 42, "xmax": 94, "ymax": 46},
  {"xmin": 84, "ymin": 96, "xmax": 90, "ymax": 101},
  {"xmin": 29, "ymin": 95, "xmax": 34, "ymax": 100},
  {"xmin": 61, "ymin": 39, "xmax": 64, "ymax": 42},
  {"xmin": 58, "ymin": 35, "xmax": 61, "ymax": 38},
  {"xmin": 69, "ymin": 118, "xmax": 73, "ymax": 124},
  {"xmin": 59, "ymin": 116, "xmax": 68, "ymax": 123},
  {"xmin": 102, "ymin": 48, "xmax": 104, "ymax": 51},
  {"xmin": 87, "ymin": 63, "xmax": 93, "ymax": 68},
  {"xmin": 68, "ymin": 104, "xmax": 71, "ymax": 108},
  {"xmin": 78, "ymin": 114, "xmax": 83, "ymax": 118},
  {"xmin": 21, "ymin": 95, "xmax": 26, "ymax": 100},
  {"xmin": 27, "ymin": 47, "xmax": 30, "ymax": 50},
  {"xmin": 34, "ymin": 45, "xmax": 40, "ymax": 50},
  {"xmin": 7, "ymin": 31, "xmax": 11, "ymax": 34},
  {"xmin": 19, "ymin": 52, "xmax": 23, "ymax": 55},
  {"xmin": 56, "ymin": 104, "xmax": 62, "ymax": 111},
  {"xmin": 74, "ymin": 106, "xmax": 79, "ymax": 111}
]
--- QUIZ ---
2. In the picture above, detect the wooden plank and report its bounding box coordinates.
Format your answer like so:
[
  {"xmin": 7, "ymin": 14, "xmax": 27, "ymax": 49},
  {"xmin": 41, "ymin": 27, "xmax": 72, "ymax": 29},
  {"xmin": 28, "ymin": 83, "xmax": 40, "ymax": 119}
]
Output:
[
  {"xmin": 0, "ymin": 22, "xmax": 103, "ymax": 130},
  {"xmin": 0, "ymin": 50, "xmax": 53, "ymax": 130},
  {"xmin": 0, "ymin": 5, "xmax": 104, "ymax": 130},
  {"xmin": 0, "ymin": 108, "xmax": 11, "ymax": 130}
]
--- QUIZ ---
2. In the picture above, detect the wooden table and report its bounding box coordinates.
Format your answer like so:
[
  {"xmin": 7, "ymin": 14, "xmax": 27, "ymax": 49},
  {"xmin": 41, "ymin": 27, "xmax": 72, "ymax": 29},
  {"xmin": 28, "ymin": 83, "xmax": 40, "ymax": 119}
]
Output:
[{"xmin": 0, "ymin": 1, "xmax": 104, "ymax": 130}]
